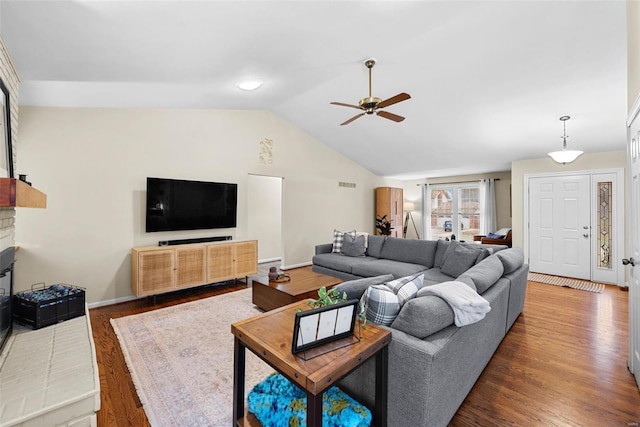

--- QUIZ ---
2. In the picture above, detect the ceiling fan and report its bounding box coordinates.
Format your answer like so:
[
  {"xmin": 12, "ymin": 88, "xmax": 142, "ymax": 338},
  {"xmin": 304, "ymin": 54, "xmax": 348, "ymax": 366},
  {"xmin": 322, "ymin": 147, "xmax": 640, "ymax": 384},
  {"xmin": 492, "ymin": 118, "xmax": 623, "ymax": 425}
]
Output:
[{"xmin": 331, "ymin": 58, "xmax": 411, "ymax": 126}]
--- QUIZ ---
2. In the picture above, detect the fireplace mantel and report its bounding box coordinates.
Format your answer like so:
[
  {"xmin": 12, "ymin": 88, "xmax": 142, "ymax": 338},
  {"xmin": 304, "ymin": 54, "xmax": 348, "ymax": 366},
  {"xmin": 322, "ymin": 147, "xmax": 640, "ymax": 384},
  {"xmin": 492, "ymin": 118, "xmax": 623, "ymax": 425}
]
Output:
[{"xmin": 0, "ymin": 178, "xmax": 46, "ymax": 208}]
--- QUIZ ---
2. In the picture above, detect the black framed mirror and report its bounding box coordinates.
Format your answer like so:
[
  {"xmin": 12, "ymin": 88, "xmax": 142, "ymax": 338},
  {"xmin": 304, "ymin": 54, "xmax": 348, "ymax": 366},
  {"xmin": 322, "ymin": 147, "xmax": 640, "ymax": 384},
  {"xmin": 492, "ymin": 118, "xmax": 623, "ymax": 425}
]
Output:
[{"xmin": 0, "ymin": 76, "xmax": 13, "ymax": 178}]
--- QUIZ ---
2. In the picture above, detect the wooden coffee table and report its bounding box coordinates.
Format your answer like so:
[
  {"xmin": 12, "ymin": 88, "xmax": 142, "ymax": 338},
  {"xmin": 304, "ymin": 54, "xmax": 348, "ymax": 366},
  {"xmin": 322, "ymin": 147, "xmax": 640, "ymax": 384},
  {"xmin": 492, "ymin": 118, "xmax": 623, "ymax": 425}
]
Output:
[
  {"xmin": 251, "ymin": 268, "xmax": 343, "ymax": 311},
  {"xmin": 232, "ymin": 300, "xmax": 391, "ymax": 427}
]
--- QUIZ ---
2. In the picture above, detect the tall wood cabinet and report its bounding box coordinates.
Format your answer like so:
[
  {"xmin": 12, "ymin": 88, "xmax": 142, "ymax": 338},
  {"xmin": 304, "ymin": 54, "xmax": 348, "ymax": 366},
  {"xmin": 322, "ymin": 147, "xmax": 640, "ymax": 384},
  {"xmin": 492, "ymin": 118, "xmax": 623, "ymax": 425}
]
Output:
[
  {"xmin": 376, "ymin": 187, "xmax": 404, "ymax": 238},
  {"xmin": 132, "ymin": 239, "xmax": 257, "ymax": 297}
]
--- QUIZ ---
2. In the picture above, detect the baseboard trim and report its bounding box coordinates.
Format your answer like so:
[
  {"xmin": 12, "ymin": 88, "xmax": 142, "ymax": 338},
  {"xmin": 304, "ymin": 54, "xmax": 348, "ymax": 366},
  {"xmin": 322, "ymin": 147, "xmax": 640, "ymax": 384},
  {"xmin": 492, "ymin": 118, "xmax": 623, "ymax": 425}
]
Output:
[
  {"xmin": 282, "ymin": 261, "xmax": 312, "ymax": 270},
  {"xmin": 258, "ymin": 257, "xmax": 281, "ymax": 264},
  {"xmin": 88, "ymin": 295, "xmax": 139, "ymax": 309}
]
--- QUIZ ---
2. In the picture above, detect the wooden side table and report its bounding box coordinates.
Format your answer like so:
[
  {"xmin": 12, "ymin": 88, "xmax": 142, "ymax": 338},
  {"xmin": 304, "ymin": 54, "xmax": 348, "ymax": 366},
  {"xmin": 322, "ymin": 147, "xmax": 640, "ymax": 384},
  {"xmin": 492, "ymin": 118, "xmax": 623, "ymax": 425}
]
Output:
[{"xmin": 232, "ymin": 300, "xmax": 391, "ymax": 427}]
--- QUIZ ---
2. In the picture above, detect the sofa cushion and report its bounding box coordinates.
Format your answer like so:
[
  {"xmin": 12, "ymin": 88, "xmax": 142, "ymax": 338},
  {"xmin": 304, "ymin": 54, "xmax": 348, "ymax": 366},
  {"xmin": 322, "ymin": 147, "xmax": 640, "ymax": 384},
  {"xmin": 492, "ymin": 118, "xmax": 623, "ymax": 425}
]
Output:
[
  {"xmin": 351, "ymin": 259, "xmax": 426, "ymax": 279},
  {"xmin": 379, "ymin": 237, "xmax": 437, "ymax": 268},
  {"xmin": 433, "ymin": 239, "xmax": 451, "ymax": 268},
  {"xmin": 495, "ymin": 247, "xmax": 524, "ymax": 274},
  {"xmin": 361, "ymin": 274, "xmax": 423, "ymax": 326},
  {"xmin": 312, "ymin": 253, "xmax": 376, "ymax": 273},
  {"xmin": 457, "ymin": 255, "xmax": 505, "ymax": 294},
  {"xmin": 331, "ymin": 229, "xmax": 355, "ymax": 254},
  {"xmin": 366, "ymin": 235, "xmax": 386, "ymax": 258},
  {"xmin": 422, "ymin": 267, "xmax": 458, "ymax": 284},
  {"xmin": 440, "ymin": 243, "xmax": 484, "ymax": 278},
  {"xmin": 333, "ymin": 274, "xmax": 395, "ymax": 300},
  {"xmin": 341, "ymin": 233, "xmax": 366, "ymax": 257},
  {"xmin": 391, "ymin": 295, "xmax": 455, "ymax": 339}
]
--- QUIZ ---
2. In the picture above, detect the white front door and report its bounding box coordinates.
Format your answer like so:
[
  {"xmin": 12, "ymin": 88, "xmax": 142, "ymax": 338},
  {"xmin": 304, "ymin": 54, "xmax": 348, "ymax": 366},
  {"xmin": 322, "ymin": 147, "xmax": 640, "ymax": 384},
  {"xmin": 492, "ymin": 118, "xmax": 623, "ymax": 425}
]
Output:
[
  {"xmin": 529, "ymin": 175, "xmax": 591, "ymax": 279},
  {"xmin": 627, "ymin": 109, "xmax": 640, "ymax": 390}
]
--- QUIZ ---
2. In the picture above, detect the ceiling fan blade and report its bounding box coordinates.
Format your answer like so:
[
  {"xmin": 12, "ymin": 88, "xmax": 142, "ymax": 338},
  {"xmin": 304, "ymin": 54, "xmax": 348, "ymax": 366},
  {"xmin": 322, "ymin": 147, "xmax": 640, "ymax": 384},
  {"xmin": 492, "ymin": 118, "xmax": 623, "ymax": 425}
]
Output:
[
  {"xmin": 330, "ymin": 101, "xmax": 362, "ymax": 109},
  {"xmin": 377, "ymin": 92, "xmax": 411, "ymax": 109},
  {"xmin": 377, "ymin": 110, "xmax": 405, "ymax": 123},
  {"xmin": 340, "ymin": 113, "xmax": 366, "ymax": 126}
]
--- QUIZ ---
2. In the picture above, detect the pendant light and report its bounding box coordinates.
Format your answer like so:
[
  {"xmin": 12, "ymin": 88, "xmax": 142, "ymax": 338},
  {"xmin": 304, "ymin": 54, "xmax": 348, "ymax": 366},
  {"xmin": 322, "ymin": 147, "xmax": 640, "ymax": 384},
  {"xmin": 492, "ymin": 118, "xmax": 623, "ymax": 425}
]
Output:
[{"xmin": 548, "ymin": 115, "xmax": 583, "ymax": 164}]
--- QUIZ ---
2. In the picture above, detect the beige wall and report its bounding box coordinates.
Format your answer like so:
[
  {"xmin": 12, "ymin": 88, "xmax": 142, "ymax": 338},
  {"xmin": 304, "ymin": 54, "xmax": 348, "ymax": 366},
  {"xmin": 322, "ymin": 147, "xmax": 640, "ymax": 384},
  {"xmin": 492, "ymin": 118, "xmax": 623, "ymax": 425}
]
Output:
[
  {"xmin": 247, "ymin": 175, "xmax": 282, "ymax": 262},
  {"xmin": 511, "ymin": 150, "xmax": 626, "ymax": 250},
  {"xmin": 15, "ymin": 107, "xmax": 399, "ymax": 304},
  {"xmin": 0, "ymin": 37, "xmax": 20, "ymax": 251},
  {"xmin": 403, "ymin": 171, "xmax": 512, "ymax": 240}
]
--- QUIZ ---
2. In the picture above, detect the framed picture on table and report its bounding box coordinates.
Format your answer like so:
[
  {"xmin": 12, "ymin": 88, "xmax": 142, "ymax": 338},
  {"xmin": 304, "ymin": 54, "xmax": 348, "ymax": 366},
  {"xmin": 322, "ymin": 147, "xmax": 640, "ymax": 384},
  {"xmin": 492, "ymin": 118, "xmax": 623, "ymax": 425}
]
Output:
[{"xmin": 291, "ymin": 299, "xmax": 359, "ymax": 354}]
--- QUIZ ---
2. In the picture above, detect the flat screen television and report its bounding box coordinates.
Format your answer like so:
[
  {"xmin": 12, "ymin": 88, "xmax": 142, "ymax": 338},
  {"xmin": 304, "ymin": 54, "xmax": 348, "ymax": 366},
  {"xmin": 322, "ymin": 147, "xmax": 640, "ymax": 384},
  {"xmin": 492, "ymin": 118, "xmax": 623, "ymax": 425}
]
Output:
[{"xmin": 146, "ymin": 177, "xmax": 237, "ymax": 232}]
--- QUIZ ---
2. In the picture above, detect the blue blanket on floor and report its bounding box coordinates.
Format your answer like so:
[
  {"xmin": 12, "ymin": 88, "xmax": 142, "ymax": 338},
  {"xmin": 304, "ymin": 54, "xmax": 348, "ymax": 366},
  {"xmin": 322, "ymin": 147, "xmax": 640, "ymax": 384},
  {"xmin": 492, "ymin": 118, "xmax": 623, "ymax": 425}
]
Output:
[{"xmin": 247, "ymin": 372, "xmax": 371, "ymax": 427}]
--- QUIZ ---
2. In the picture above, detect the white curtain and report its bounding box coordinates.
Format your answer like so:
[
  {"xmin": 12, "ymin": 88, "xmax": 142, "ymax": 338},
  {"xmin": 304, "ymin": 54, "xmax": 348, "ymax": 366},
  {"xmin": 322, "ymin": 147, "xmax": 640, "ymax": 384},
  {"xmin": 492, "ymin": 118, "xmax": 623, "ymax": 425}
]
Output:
[
  {"xmin": 422, "ymin": 184, "xmax": 432, "ymax": 240},
  {"xmin": 480, "ymin": 179, "xmax": 497, "ymax": 234}
]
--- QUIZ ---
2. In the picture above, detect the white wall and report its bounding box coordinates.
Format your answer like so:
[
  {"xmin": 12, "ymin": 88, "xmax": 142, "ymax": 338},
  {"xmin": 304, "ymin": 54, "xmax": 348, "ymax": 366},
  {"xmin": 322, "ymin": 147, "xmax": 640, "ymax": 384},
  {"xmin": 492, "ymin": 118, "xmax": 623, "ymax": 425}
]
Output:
[
  {"xmin": 15, "ymin": 107, "xmax": 399, "ymax": 304},
  {"xmin": 247, "ymin": 175, "xmax": 282, "ymax": 262}
]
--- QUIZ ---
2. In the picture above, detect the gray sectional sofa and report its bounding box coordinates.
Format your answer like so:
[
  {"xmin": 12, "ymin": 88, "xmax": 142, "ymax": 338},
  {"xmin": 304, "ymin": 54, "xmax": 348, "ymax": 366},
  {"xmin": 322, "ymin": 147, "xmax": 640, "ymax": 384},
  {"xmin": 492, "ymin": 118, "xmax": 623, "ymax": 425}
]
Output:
[{"xmin": 311, "ymin": 236, "xmax": 529, "ymax": 426}]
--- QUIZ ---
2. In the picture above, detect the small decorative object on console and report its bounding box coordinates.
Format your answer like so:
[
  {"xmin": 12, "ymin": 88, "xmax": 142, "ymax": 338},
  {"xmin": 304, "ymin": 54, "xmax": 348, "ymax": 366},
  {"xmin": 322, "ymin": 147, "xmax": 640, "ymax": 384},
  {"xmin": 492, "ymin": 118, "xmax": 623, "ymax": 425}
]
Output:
[{"xmin": 268, "ymin": 267, "xmax": 278, "ymax": 281}]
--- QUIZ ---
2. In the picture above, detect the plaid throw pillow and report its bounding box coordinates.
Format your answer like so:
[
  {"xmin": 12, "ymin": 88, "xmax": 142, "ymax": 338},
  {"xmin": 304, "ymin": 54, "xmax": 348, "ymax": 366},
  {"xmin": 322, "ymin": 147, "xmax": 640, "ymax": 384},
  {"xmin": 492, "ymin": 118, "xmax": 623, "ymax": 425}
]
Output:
[
  {"xmin": 331, "ymin": 229, "xmax": 355, "ymax": 254},
  {"xmin": 361, "ymin": 274, "xmax": 424, "ymax": 326}
]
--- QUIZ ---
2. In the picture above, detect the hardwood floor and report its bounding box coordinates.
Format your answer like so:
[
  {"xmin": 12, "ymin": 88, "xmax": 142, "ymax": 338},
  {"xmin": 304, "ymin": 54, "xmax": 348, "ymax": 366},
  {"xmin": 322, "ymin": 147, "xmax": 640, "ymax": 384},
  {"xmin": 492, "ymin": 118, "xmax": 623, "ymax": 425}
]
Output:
[{"xmin": 89, "ymin": 274, "xmax": 640, "ymax": 426}]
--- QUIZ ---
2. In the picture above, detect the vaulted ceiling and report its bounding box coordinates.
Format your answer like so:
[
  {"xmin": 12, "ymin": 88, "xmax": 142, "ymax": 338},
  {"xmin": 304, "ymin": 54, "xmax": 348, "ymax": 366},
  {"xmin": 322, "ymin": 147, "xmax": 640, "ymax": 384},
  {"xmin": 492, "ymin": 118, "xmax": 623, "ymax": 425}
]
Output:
[{"xmin": 0, "ymin": 0, "xmax": 628, "ymax": 179}]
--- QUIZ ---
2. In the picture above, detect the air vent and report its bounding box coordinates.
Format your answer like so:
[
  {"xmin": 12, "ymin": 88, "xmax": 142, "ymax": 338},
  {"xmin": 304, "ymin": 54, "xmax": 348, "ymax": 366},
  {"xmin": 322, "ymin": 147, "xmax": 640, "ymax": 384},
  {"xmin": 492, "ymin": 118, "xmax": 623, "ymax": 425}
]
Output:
[{"xmin": 339, "ymin": 181, "xmax": 356, "ymax": 189}]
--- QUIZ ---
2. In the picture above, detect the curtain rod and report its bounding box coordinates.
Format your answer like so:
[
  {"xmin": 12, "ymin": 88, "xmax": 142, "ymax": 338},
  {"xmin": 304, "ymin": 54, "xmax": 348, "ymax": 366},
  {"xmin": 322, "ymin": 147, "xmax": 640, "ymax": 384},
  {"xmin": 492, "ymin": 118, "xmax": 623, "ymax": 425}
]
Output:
[{"xmin": 417, "ymin": 178, "xmax": 501, "ymax": 186}]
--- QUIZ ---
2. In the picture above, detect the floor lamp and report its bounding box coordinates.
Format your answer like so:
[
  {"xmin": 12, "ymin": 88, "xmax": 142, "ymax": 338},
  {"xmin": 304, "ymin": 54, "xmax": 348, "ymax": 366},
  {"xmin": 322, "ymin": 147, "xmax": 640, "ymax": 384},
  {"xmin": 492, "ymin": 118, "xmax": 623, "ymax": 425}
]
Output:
[{"xmin": 403, "ymin": 202, "xmax": 420, "ymax": 239}]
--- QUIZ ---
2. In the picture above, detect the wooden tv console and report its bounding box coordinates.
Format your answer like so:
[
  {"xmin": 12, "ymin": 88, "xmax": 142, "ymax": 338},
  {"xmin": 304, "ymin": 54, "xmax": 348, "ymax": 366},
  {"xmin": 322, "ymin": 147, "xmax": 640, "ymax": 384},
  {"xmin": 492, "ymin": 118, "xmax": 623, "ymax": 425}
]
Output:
[{"xmin": 131, "ymin": 239, "xmax": 257, "ymax": 297}]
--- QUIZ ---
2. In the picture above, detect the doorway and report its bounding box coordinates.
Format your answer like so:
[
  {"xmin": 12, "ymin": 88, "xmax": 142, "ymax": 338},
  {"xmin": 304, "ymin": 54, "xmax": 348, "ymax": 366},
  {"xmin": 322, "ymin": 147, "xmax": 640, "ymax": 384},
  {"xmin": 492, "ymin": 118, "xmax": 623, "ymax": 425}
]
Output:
[
  {"xmin": 524, "ymin": 170, "xmax": 624, "ymax": 285},
  {"xmin": 247, "ymin": 175, "xmax": 283, "ymax": 264}
]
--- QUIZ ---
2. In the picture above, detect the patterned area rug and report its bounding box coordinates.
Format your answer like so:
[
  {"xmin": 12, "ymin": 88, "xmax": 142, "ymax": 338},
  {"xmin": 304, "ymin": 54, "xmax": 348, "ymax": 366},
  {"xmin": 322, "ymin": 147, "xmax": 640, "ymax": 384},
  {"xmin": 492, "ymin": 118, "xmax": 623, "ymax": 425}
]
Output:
[
  {"xmin": 110, "ymin": 288, "xmax": 274, "ymax": 427},
  {"xmin": 527, "ymin": 272, "xmax": 606, "ymax": 293}
]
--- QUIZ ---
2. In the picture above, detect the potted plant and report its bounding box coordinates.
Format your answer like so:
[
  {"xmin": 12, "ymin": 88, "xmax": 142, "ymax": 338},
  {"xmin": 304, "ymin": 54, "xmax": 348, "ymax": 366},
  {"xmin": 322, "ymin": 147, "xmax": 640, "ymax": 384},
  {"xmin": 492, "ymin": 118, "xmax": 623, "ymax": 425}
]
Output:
[
  {"xmin": 305, "ymin": 287, "xmax": 367, "ymax": 327},
  {"xmin": 375, "ymin": 215, "xmax": 393, "ymax": 236}
]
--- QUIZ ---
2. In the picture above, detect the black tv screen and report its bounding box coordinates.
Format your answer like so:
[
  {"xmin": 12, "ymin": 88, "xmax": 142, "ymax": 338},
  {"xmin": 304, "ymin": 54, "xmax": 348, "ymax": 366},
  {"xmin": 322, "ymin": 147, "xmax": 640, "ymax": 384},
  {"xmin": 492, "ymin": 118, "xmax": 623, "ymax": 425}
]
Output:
[{"xmin": 146, "ymin": 177, "xmax": 237, "ymax": 232}]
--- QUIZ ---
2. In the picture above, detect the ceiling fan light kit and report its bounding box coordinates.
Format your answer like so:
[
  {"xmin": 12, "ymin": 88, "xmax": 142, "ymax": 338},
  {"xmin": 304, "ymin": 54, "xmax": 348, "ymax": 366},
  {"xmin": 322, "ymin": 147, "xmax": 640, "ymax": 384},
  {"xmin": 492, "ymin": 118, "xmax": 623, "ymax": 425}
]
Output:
[
  {"xmin": 331, "ymin": 58, "xmax": 411, "ymax": 125},
  {"xmin": 548, "ymin": 115, "xmax": 583, "ymax": 164}
]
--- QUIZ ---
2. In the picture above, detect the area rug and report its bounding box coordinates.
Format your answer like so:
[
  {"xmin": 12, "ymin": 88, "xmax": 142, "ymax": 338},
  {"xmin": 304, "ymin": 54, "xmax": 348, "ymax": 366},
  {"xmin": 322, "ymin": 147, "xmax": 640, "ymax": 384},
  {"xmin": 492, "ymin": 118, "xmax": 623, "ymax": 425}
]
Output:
[
  {"xmin": 527, "ymin": 272, "xmax": 605, "ymax": 293},
  {"xmin": 110, "ymin": 288, "xmax": 274, "ymax": 427}
]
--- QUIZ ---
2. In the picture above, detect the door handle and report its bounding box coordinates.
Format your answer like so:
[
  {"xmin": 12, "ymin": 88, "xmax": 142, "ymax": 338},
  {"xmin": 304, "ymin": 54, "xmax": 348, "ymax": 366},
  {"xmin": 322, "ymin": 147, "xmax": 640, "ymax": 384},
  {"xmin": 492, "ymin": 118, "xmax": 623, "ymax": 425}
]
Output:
[
  {"xmin": 583, "ymin": 233, "xmax": 589, "ymax": 238},
  {"xmin": 622, "ymin": 257, "xmax": 636, "ymax": 267}
]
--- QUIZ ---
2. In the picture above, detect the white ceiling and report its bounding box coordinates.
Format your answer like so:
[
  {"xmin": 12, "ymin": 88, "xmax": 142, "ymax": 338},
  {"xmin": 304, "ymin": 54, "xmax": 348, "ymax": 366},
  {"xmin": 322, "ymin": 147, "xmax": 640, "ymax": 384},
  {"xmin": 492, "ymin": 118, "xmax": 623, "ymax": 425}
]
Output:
[{"xmin": 0, "ymin": 0, "xmax": 628, "ymax": 179}]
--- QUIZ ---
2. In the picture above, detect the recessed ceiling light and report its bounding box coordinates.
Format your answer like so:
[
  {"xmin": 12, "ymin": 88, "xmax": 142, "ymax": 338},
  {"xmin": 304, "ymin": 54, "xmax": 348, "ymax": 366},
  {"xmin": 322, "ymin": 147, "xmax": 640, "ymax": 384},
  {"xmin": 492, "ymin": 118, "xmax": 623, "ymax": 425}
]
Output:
[{"xmin": 236, "ymin": 80, "xmax": 263, "ymax": 91}]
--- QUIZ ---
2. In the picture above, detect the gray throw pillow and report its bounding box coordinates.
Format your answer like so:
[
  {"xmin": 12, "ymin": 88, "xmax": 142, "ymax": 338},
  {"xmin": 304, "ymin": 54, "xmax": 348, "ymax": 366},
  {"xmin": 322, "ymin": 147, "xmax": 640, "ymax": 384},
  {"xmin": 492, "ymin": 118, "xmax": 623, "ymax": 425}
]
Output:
[
  {"xmin": 366, "ymin": 235, "xmax": 386, "ymax": 258},
  {"xmin": 440, "ymin": 244, "xmax": 483, "ymax": 278},
  {"xmin": 341, "ymin": 233, "xmax": 366, "ymax": 257}
]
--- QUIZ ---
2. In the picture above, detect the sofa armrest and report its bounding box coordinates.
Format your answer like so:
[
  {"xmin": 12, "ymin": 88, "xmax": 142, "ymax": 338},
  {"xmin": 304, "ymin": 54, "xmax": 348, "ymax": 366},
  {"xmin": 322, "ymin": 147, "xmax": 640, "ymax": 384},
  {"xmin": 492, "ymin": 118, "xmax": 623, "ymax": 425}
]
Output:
[{"xmin": 315, "ymin": 243, "xmax": 333, "ymax": 255}]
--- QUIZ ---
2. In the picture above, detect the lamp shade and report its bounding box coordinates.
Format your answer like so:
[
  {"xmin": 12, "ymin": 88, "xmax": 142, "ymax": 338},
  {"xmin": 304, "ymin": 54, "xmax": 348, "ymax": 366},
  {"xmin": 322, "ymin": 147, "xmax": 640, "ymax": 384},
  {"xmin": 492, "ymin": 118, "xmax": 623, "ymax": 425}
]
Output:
[
  {"xmin": 548, "ymin": 149, "xmax": 583, "ymax": 164},
  {"xmin": 403, "ymin": 201, "xmax": 416, "ymax": 211}
]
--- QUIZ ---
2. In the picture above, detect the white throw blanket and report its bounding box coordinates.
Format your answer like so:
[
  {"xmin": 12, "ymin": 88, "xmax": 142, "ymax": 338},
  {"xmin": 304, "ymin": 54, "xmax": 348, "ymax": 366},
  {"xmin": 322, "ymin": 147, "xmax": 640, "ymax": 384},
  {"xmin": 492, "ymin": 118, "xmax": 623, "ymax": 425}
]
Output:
[{"xmin": 420, "ymin": 281, "xmax": 491, "ymax": 326}]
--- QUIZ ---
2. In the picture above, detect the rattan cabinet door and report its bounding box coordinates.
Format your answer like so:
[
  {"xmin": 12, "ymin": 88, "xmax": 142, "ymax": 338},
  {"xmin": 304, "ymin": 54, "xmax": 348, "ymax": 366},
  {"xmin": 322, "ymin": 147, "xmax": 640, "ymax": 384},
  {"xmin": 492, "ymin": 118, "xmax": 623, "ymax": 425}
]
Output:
[
  {"xmin": 234, "ymin": 240, "xmax": 258, "ymax": 277},
  {"xmin": 134, "ymin": 249, "xmax": 175, "ymax": 296},
  {"xmin": 207, "ymin": 243, "xmax": 234, "ymax": 283},
  {"xmin": 176, "ymin": 246, "xmax": 207, "ymax": 289}
]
